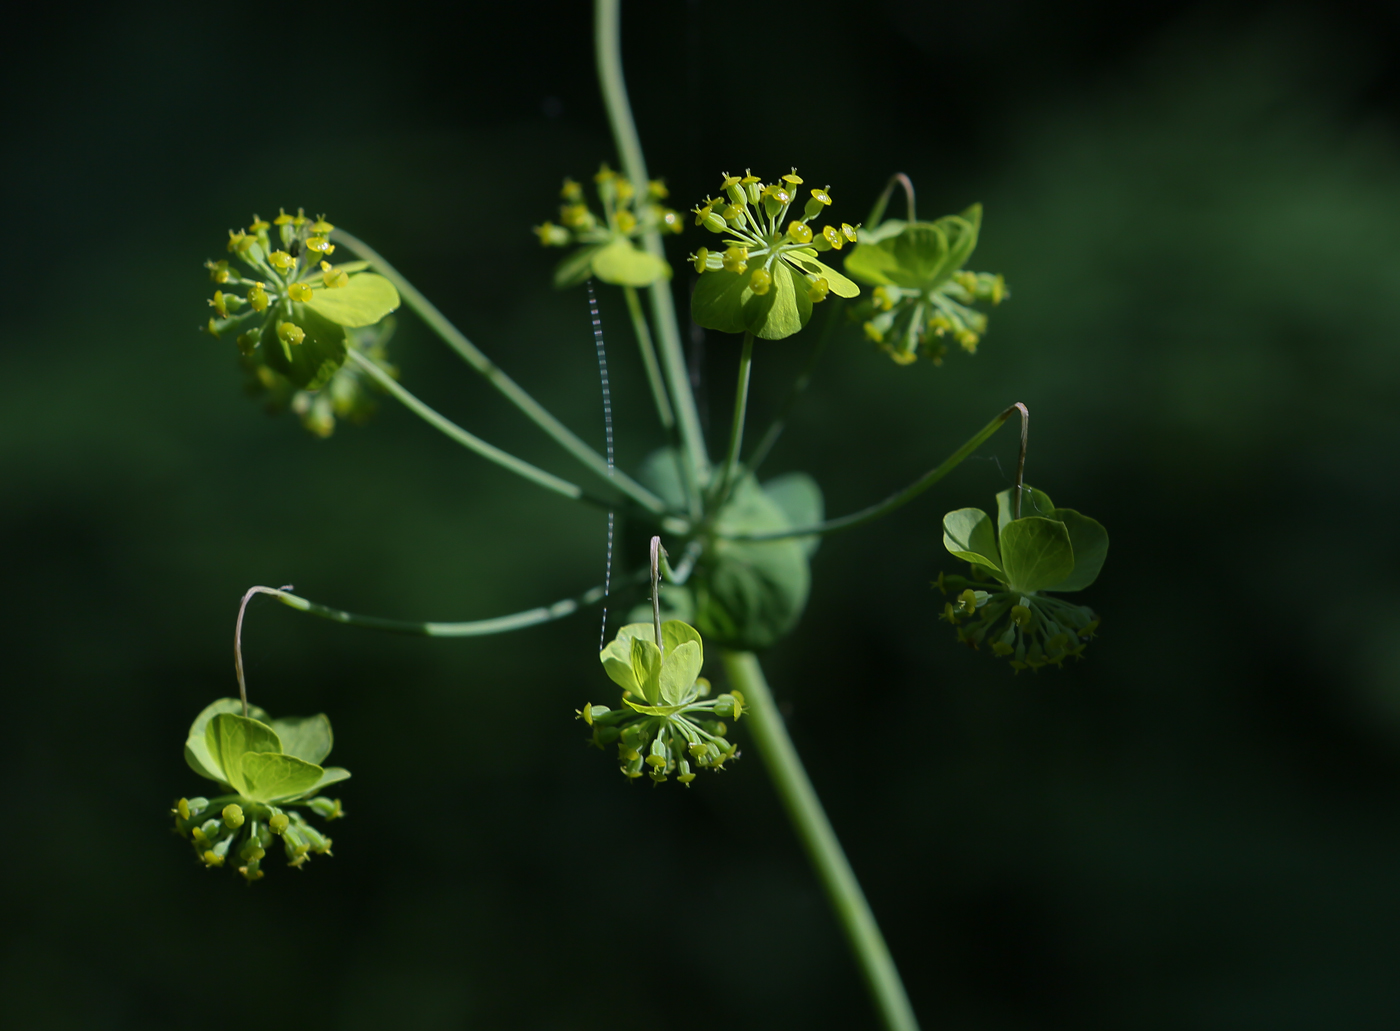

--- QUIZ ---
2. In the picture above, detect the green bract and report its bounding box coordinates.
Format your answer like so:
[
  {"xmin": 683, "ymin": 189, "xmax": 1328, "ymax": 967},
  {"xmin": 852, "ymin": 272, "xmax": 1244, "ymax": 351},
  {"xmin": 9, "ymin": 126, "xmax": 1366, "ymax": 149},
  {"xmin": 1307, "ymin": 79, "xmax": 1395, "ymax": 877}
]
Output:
[
  {"xmin": 535, "ymin": 166, "xmax": 680, "ymax": 288},
  {"xmin": 585, "ymin": 620, "xmax": 743, "ymax": 784},
  {"xmin": 203, "ymin": 208, "xmax": 400, "ymax": 436},
  {"xmin": 937, "ymin": 487, "xmax": 1108, "ymax": 671},
  {"xmin": 688, "ymin": 168, "xmax": 860, "ymax": 340},
  {"xmin": 172, "ymin": 697, "xmax": 349, "ymax": 881},
  {"xmin": 844, "ymin": 203, "xmax": 1009, "ymax": 365}
]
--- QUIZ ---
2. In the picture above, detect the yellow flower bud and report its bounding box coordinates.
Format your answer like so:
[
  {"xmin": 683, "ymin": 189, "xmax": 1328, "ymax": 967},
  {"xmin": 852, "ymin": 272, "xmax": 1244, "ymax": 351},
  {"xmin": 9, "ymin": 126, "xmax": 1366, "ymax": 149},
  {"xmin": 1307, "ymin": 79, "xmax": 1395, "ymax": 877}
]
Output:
[
  {"xmin": 311, "ymin": 217, "xmax": 334, "ymax": 234},
  {"xmin": 722, "ymin": 203, "xmax": 745, "ymax": 224},
  {"xmin": 872, "ymin": 286, "xmax": 894, "ymax": 311},
  {"xmin": 288, "ymin": 282, "xmax": 313, "ymax": 302},
  {"xmin": 176, "ymin": 798, "xmax": 190, "ymax": 821},
  {"xmin": 722, "ymin": 174, "xmax": 746, "ymax": 207},
  {"xmin": 560, "ymin": 204, "xmax": 594, "ymax": 230},
  {"xmin": 1011, "ymin": 604, "xmax": 1032, "ymax": 627},
  {"xmin": 614, "ymin": 209, "xmax": 637, "ymax": 233},
  {"xmin": 863, "ymin": 321, "xmax": 884, "ymax": 343},
  {"xmin": 781, "ymin": 169, "xmax": 804, "ymax": 185},
  {"xmin": 269, "ymin": 812, "xmax": 290, "ymax": 835},
  {"xmin": 202, "ymin": 850, "xmax": 224, "ymax": 867},
  {"xmin": 958, "ymin": 588, "xmax": 978, "ymax": 615},
  {"xmin": 236, "ymin": 332, "xmax": 258, "ymax": 356},
  {"xmin": 248, "ymin": 283, "xmax": 268, "ymax": 311},
  {"xmin": 268, "ymin": 250, "xmax": 295, "ymax": 271},
  {"xmin": 722, "ymin": 246, "xmax": 748, "ymax": 274},
  {"xmin": 208, "ymin": 260, "xmax": 230, "ymax": 284},
  {"xmin": 957, "ymin": 329, "xmax": 979, "ymax": 353},
  {"xmin": 278, "ymin": 322, "xmax": 306, "ymax": 347},
  {"xmin": 808, "ymin": 277, "xmax": 830, "ymax": 303},
  {"xmin": 749, "ymin": 268, "xmax": 772, "ymax": 295},
  {"xmin": 222, "ymin": 803, "xmax": 245, "ymax": 829},
  {"xmin": 840, "ymin": 223, "xmax": 858, "ymax": 243},
  {"xmin": 273, "ymin": 208, "xmax": 294, "ymax": 226},
  {"xmin": 804, "ymin": 189, "xmax": 832, "ymax": 220},
  {"xmin": 741, "ymin": 171, "xmax": 762, "ymax": 204},
  {"xmin": 955, "ymin": 270, "xmax": 978, "ymax": 294},
  {"xmin": 305, "ymin": 236, "xmax": 334, "ymax": 255},
  {"xmin": 929, "ymin": 314, "xmax": 951, "ymax": 336},
  {"xmin": 822, "ymin": 225, "xmax": 845, "ymax": 251},
  {"xmin": 656, "ymin": 207, "xmax": 683, "ymax": 234},
  {"xmin": 320, "ymin": 262, "xmax": 349, "ymax": 289},
  {"xmin": 209, "ymin": 292, "xmax": 228, "ymax": 318},
  {"xmin": 648, "ymin": 179, "xmax": 669, "ymax": 199},
  {"xmin": 693, "ymin": 202, "xmax": 714, "ymax": 227},
  {"xmin": 691, "ymin": 247, "xmax": 710, "ymax": 273},
  {"xmin": 226, "ymin": 230, "xmax": 247, "ymax": 253},
  {"xmin": 560, "ymin": 178, "xmax": 583, "ymax": 202},
  {"xmin": 787, "ymin": 221, "xmax": 813, "ymax": 244},
  {"xmin": 291, "ymin": 208, "xmax": 309, "ymax": 227}
]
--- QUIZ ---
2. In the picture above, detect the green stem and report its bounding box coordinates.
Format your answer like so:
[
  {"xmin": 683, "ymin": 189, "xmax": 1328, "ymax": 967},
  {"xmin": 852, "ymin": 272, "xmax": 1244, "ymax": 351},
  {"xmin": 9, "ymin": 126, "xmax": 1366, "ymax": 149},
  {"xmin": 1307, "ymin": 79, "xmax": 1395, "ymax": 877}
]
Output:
[
  {"xmin": 346, "ymin": 349, "xmax": 608, "ymax": 509},
  {"xmin": 745, "ymin": 301, "xmax": 838, "ymax": 478},
  {"xmin": 622, "ymin": 284, "xmax": 675, "ymax": 432},
  {"xmin": 721, "ymin": 403, "xmax": 1025, "ymax": 542},
  {"xmin": 722, "ymin": 651, "xmax": 920, "ymax": 1031},
  {"xmin": 594, "ymin": 0, "xmax": 711, "ymax": 515},
  {"xmin": 710, "ymin": 331, "xmax": 754, "ymax": 508},
  {"xmin": 251, "ymin": 571, "xmax": 646, "ymax": 638},
  {"xmin": 332, "ymin": 229, "xmax": 672, "ymax": 519}
]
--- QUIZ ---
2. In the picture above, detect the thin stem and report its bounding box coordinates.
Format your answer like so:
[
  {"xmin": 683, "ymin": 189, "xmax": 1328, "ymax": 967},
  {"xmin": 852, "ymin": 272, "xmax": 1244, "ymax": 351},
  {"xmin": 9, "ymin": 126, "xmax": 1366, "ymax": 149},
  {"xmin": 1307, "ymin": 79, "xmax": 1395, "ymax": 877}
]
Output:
[
  {"xmin": 649, "ymin": 535, "xmax": 666, "ymax": 649},
  {"xmin": 722, "ymin": 651, "xmax": 920, "ymax": 1031},
  {"xmin": 251, "ymin": 572, "xmax": 646, "ymax": 638},
  {"xmin": 235, "ymin": 585, "xmax": 293, "ymax": 717},
  {"xmin": 745, "ymin": 301, "xmax": 838, "ymax": 478},
  {"xmin": 622, "ymin": 285, "xmax": 675, "ymax": 432},
  {"xmin": 346, "ymin": 350, "xmax": 612, "ymax": 509},
  {"xmin": 710, "ymin": 331, "xmax": 754, "ymax": 508},
  {"xmin": 594, "ymin": 0, "xmax": 711, "ymax": 513},
  {"xmin": 721, "ymin": 403, "xmax": 1025, "ymax": 542},
  {"xmin": 331, "ymin": 229, "xmax": 672, "ymax": 518},
  {"xmin": 1012, "ymin": 401, "xmax": 1028, "ymax": 519},
  {"xmin": 867, "ymin": 173, "xmax": 917, "ymax": 229}
]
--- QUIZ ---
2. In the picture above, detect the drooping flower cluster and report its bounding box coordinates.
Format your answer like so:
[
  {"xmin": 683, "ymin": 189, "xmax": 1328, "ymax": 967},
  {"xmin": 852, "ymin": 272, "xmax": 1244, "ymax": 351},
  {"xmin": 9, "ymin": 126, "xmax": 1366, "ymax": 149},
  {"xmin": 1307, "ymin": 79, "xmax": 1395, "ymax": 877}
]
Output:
[
  {"xmin": 172, "ymin": 699, "xmax": 349, "ymax": 881},
  {"xmin": 579, "ymin": 621, "xmax": 743, "ymax": 784},
  {"xmin": 937, "ymin": 487, "xmax": 1107, "ymax": 671},
  {"xmin": 534, "ymin": 166, "xmax": 683, "ymax": 288},
  {"xmin": 845, "ymin": 204, "xmax": 1009, "ymax": 365},
  {"xmin": 689, "ymin": 168, "xmax": 861, "ymax": 340},
  {"xmin": 203, "ymin": 209, "xmax": 401, "ymax": 435}
]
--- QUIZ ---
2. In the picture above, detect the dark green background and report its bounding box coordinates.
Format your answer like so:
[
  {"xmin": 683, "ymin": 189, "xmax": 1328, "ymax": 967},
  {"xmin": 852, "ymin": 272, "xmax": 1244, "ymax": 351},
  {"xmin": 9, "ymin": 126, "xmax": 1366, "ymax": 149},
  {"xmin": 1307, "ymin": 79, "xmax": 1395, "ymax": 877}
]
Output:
[{"xmin": 6, "ymin": 1, "xmax": 1400, "ymax": 1027}]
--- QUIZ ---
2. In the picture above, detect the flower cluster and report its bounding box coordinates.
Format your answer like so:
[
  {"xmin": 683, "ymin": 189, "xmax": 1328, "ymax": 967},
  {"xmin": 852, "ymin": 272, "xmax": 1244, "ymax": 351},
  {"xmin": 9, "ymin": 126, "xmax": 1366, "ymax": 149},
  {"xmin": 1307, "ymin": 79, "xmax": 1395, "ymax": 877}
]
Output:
[
  {"xmin": 937, "ymin": 487, "xmax": 1108, "ymax": 671},
  {"xmin": 688, "ymin": 168, "xmax": 861, "ymax": 340},
  {"xmin": 174, "ymin": 698, "xmax": 350, "ymax": 881},
  {"xmin": 534, "ymin": 166, "xmax": 682, "ymax": 288},
  {"xmin": 845, "ymin": 204, "xmax": 1009, "ymax": 365},
  {"xmin": 579, "ymin": 621, "xmax": 743, "ymax": 784},
  {"xmin": 203, "ymin": 208, "xmax": 401, "ymax": 434}
]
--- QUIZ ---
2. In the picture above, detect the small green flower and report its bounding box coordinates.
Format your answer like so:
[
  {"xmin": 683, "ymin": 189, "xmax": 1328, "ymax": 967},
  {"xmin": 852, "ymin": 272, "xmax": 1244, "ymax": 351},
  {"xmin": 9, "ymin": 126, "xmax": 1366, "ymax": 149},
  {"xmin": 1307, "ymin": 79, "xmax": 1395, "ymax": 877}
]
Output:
[
  {"xmin": 579, "ymin": 621, "xmax": 742, "ymax": 784},
  {"xmin": 845, "ymin": 203, "xmax": 1008, "ymax": 365},
  {"xmin": 203, "ymin": 208, "xmax": 401, "ymax": 435},
  {"xmin": 171, "ymin": 698, "xmax": 349, "ymax": 879},
  {"xmin": 936, "ymin": 486, "xmax": 1108, "ymax": 671},
  {"xmin": 535, "ymin": 166, "xmax": 680, "ymax": 288},
  {"xmin": 689, "ymin": 169, "xmax": 861, "ymax": 340}
]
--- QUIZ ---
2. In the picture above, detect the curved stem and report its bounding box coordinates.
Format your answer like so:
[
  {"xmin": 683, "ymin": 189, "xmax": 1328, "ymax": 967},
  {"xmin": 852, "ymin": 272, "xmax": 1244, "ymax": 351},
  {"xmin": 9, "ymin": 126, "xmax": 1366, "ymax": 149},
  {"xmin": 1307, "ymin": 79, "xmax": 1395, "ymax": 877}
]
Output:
[
  {"xmin": 332, "ymin": 229, "xmax": 672, "ymax": 518},
  {"xmin": 745, "ymin": 301, "xmax": 839, "ymax": 478},
  {"xmin": 346, "ymin": 350, "xmax": 614, "ymax": 510},
  {"xmin": 235, "ymin": 585, "xmax": 293, "ymax": 716},
  {"xmin": 1012, "ymin": 401, "xmax": 1028, "ymax": 519},
  {"xmin": 722, "ymin": 403, "xmax": 1026, "ymax": 542},
  {"xmin": 622, "ymin": 285, "xmax": 675, "ymax": 432},
  {"xmin": 710, "ymin": 331, "xmax": 754, "ymax": 509},
  {"xmin": 594, "ymin": 0, "xmax": 711, "ymax": 514},
  {"xmin": 867, "ymin": 173, "xmax": 917, "ymax": 229},
  {"xmin": 251, "ymin": 571, "xmax": 647, "ymax": 638},
  {"xmin": 722, "ymin": 651, "xmax": 920, "ymax": 1031}
]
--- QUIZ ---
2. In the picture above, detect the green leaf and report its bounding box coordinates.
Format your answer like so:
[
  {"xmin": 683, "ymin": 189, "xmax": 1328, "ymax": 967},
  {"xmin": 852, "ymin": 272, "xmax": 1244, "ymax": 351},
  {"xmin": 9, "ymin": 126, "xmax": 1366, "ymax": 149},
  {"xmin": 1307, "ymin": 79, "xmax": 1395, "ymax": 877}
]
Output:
[
  {"xmin": 858, "ymin": 219, "xmax": 908, "ymax": 245},
  {"xmin": 996, "ymin": 486, "xmax": 1057, "ymax": 532},
  {"xmin": 303, "ymin": 766, "xmax": 351, "ymax": 795},
  {"xmin": 206, "ymin": 714, "xmax": 282, "ymax": 796},
  {"xmin": 304, "ymin": 273, "xmax": 401, "ymax": 327},
  {"xmin": 941, "ymin": 204, "xmax": 982, "ymax": 275},
  {"xmin": 184, "ymin": 698, "xmax": 268, "ymax": 783},
  {"xmin": 690, "ymin": 263, "xmax": 813, "ymax": 340},
  {"xmin": 887, "ymin": 223, "xmax": 949, "ymax": 289},
  {"xmin": 622, "ymin": 698, "xmax": 689, "ymax": 717},
  {"xmin": 842, "ymin": 239, "xmax": 900, "ymax": 286},
  {"xmin": 630, "ymin": 637, "xmax": 663, "ymax": 705},
  {"xmin": 659, "ymin": 640, "xmax": 703, "ymax": 705},
  {"xmin": 691, "ymin": 267, "xmax": 751, "ymax": 334},
  {"xmin": 261, "ymin": 302, "xmax": 347, "ymax": 390},
  {"xmin": 1043, "ymin": 509, "xmax": 1109, "ymax": 592},
  {"xmin": 781, "ymin": 253, "xmax": 861, "ymax": 298},
  {"xmin": 660, "ymin": 620, "xmax": 703, "ymax": 662},
  {"xmin": 999, "ymin": 516, "xmax": 1076, "ymax": 594},
  {"xmin": 269, "ymin": 714, "xmax": 333, "ymax": 765},
  {"xmin": 635, "ymin": 447, "xmax": 688, "ymax": 510},
  {"xmin": 844, "ymin": 207, "xmax": 983, "ymax": 292},
  {"xmin": 762, "ymin": 472, "xmax": 824, "ymax": 557},
  {"xmin": 590, "ymin": 238, "xmax": 672, "ymax": 287},
  {"xmin": 239, "ymin": 751, "xmax": 326, "ymax": 803},
  {"xmin": 601, "ymin": 623, "xmax": 661, "ymax": 694},
  {"xmin": 695, "ymin": 475, "xmax": 810, "ymax": 649},
  {"xmin": 942, "ymin": 508, "xmax": 1004, "ymax": 577},
  {"xmin": 552, "ymin": 244, "xmax": 604, "ymax": 289}
]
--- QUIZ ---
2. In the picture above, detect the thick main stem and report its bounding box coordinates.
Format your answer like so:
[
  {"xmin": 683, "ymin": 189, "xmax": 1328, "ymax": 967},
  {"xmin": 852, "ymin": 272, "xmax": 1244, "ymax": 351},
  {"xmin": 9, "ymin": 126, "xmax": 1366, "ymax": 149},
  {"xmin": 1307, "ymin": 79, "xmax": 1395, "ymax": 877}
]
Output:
[
  {"xmin": 332, "ymin": 230, "xmax": 672, "ymax": 518},
  {"xmin": 722, "ymin": 651, "xmax": 920, "ymax": 1031},
  {"xmin": 594, "ymin": 0, "xmax": 710, "ymax": 514},
  {"xmin": 711, "ymin": 332, "xmax": 754, "ymax": 507}
]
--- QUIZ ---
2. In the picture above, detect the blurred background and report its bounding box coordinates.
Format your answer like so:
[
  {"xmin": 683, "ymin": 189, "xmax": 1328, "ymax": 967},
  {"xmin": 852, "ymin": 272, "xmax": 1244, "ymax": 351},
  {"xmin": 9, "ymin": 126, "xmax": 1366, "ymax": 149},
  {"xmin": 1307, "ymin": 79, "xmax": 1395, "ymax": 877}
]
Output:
[{"xmin": 5, "ymin": 0, "xmax": 1400, "ymax": 1027}]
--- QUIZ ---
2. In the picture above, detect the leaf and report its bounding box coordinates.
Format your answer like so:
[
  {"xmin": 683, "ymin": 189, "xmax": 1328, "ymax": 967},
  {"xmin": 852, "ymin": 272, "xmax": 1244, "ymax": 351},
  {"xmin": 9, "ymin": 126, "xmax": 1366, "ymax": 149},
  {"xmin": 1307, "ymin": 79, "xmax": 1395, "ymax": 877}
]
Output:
[
  {"xmin": 858, "ymin": 219, "xmax": 908, "ymax": 245},
  {"xmin": 691, "ymin": 267, "xmax": 751, "ymax": 334},
  {"xmin": 659, "ymin": 640, "xmax": 703, "ymax": 705},
  {"xmin": 622, "ymin": 698, "xmax": 690, "ymax": 717},
  {"xmin": 590, "ymin": 238, "xmax": 671, "ymax": 287},
  {"xmin": 762, "ymin": 472, "xmax": 824, "ymax": 557},
  {"xmin": 887, "ymin": 223, "xmax": 949, "ymax": 289},
  {"xmin": 552, "ymin": 244, "xmax": 604, "ymax": 289},
  {"xmin": 239, "ymin": 752, "xmax": 326, "ymax": 803},
  {"xmin": 304, "ymin": 273, "xmax": 401, "ymax": 327},
  {"xmin": 660, "ymin": 620, "xmax": 703, "ymax": 662},
  {"xmin": 942, "ymin": 508, "xmax": 1004, "ymax": 577},
  {"xmin": 941, "ymin": 204, "xmax": 982, "ymax": 275},
  {"xmin": 842, "ymin": 239, "xmax": 900, "ymax": 287},
  {"xmin": 600, "ymin": 622, "xmax": 656, "ymax": 694},
  {"xmin": 206, "ymin": 714, "xmax": 282, "ymax": 796},
  {"xmin": 261, "ymin": 303, "xmax": 348, "ymax": 390},
  {"xmin": 269, "ymin": 714, "xmax": 333, "ymax": 765},
  {"xmin": 781, "ymin": 253, "xmax": 861, "ymax": 298},
  {"xmin": 996, "ymin": 486, "xmax": 1057, "ymax": 532},
  {"xmin": 184, "ymin": 698, "xmax": 268, "ymax": 783},
  {"xmin": 999, "ymin": 516, "xmax": 1076, "ymax": 594},
  {"xmin": 303, "ymin": 766, "xmax": 352, "ymax": 795},
  {"xmin": 630, "ymin": 637, "xmax": 663, "ymax": 705},
  {"xmin": 696, "ymin": 475, "xmax": 810, "ymax": 649},
  {"xmin": 691, "ymin": 262, "xmax": 813, "ymax": 340},
  {"xmin": 1043, "ymin": 509, "xmax": 1109, "ymax": 592}
]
